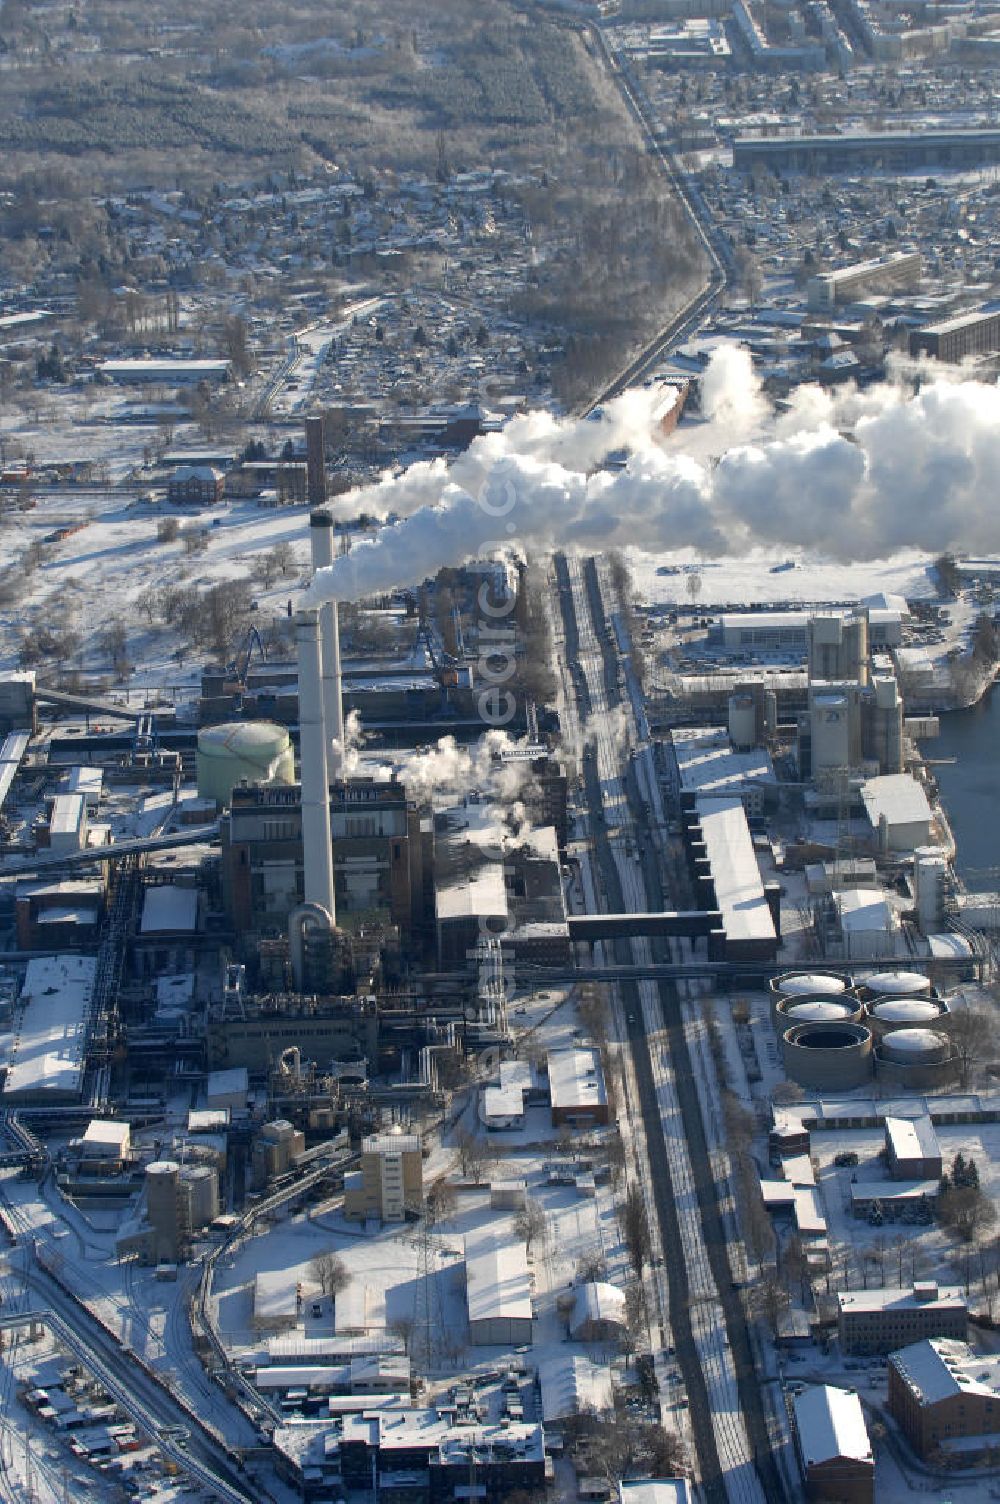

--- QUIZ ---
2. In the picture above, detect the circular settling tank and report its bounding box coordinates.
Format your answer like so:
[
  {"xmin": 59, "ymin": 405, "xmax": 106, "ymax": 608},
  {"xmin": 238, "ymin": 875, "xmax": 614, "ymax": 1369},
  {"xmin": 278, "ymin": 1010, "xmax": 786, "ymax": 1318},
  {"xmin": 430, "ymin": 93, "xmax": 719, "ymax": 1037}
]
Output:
[
  {"xmin": 867, "ymin": 998, "xmax": 947, "ymax": 1037},
  {"xmin": 860, "ymin": 970, "xmax": 932, "ymax": 998},
  {"xmin": 776, "ymin": 997, "xmax": 862, "ymax": 1027},
  {"xmin": 781, "ymin": 1020, "xmax": 873, "ymax": 1089}
]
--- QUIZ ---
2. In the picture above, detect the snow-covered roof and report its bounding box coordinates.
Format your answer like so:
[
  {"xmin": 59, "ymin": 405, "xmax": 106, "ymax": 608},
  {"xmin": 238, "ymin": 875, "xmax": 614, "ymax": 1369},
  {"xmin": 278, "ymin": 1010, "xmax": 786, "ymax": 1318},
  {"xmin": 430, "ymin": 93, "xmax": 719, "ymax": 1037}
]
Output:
[
  {"xmin": 885, "ymin": 1114, "xmax": 940, "ymax": 1163},
  {"xmin": 140, "ymin": 884, "xmax": 199, "ymax": 934},
  {"xmin": 793, "ymin": 1385, "xmax": 872, "ymax": 1468},
  {"xmin": 464, "ymin": 1236, "xmax": 532, "ymax": 1325},
  {"xmin": 547, "ymin": 1047, "xmax": 606, "ymax": 1115},
  {"xmin": 671, "ymin": 726, "xmax": 775, "ymax": 797},
  {"xmin": 538, "ymin": 1354, "xmax": 614, "ymax": 1422},
  {"xmin": 890, "ymin": 1337, "xmax": 1000, "ymax": 1407},
  {"xmin": 838, "ymin": 1283, "xmax": 965, "ymax": 1315},
  {"xmin": 694, "ymin": 795, "xmax": 776, "ymax": 946},
  {"xmin": 82, "ymin": 1120, "xmax": 130, "ymax": 1153},
  {"xmin": 619, "ymin": 1483, "xmax": 694, "ymax": 1504},
  {"xmin": 836, "ymin": 888, "xmax": 892, "ymax": 933},
  {"xmin": 2, "ymin": 954, "xmax": 94, "ymax": 1101},
  {"xmin": 570, "ymin": 1282, "xmax": 628, "ymax": 1337},
  {"xmin": 860, "ymin": 773, "xmax": 932, "ymax": 832}
]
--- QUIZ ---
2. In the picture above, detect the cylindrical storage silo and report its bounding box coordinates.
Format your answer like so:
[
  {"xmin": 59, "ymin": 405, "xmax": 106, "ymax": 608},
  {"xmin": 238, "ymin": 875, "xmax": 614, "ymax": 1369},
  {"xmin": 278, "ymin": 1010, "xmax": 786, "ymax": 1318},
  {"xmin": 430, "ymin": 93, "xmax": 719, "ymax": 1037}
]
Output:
[
  {"xmin": 781, "ymin": 1020, "xmax": 873, "ymax": 1089},
  {"xmin": 776, "ymin": 996, "xmax": 863, "ymax": 1030},
  {"xmin": 876, "ymin": 1027, "xmax": 955, "ymax": 1089},
  {"xmin": 728, "ymin": 693, "xmax": 757, "ymax": 751},
  {"xmin": 913, "ymin": 848, "xmax": 948, "ymax": 936},
  {"xmin": 145, "ymin": 1160, "xmax": 181, "ymax": 1261},
  {"xmin": 858, "ymin": 970, "xmax": 932, "ymax": 1000},
  {"xmin": 180, "ymin": 1164, "xmax": 219, "ymax": 1231},
  {"xmin": 810, "ymin": 692, "xmax": 851, "ymax": 771},
  {"xmin": 769, "ymin": 972, "xmax": 852, "ymax": 1026},
  {"xmin": 196, "ymin": 721, "xmax": 295, "ymax": 806},
  {"xmin": 866, "ymin": 997, "xmax": 948, "ymax": 1040}
]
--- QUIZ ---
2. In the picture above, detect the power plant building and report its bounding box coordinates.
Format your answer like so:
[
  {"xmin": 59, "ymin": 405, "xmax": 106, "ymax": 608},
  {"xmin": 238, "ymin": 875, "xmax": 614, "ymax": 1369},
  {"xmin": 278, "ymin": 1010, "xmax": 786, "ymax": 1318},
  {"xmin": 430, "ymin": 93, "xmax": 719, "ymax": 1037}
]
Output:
[{"xmin": 221, "ymin": 776, "xmax": 423, "ymax": 939}]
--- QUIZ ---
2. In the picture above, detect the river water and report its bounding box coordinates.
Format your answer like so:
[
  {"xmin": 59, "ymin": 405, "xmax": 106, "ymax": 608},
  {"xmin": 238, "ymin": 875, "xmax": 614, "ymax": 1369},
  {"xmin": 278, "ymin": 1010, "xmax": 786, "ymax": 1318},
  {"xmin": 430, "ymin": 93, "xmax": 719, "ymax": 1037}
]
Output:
[{"xmin": 928, "ymin": 686, "xmax": 1000, "ymax": 890}]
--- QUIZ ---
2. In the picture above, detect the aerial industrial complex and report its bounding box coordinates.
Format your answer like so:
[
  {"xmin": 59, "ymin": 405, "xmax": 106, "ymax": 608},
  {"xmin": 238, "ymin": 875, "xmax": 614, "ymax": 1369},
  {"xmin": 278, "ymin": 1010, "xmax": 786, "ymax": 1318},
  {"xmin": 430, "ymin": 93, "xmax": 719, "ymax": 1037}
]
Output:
[{"xmin": 4, "ymin": 0, "xmax": 1000, "ymax": 1500}]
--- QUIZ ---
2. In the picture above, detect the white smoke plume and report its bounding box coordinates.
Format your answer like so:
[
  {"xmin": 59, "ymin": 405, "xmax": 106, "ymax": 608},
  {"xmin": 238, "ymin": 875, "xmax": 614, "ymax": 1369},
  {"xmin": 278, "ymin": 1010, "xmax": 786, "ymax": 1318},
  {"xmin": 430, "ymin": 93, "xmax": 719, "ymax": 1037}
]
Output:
[
  {"xmin": 373, "ymin": 729, "xmax": 540, "ymax": 807},
  {"xmin": 332, "ymin": 708, "xmax": 365, "ymax": 776},
  {"xmin": 305, "ymin": 350, "xmax": 1000, "ymax": 605}
]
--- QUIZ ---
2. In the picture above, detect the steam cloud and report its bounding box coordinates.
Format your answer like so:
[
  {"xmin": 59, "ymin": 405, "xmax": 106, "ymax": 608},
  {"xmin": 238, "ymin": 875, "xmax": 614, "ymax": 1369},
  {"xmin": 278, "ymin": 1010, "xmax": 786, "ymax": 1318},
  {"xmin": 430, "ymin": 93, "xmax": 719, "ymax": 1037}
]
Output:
[{"xmin": 305, "ymin": 352, "xmax": 1000, "ymax": 604}]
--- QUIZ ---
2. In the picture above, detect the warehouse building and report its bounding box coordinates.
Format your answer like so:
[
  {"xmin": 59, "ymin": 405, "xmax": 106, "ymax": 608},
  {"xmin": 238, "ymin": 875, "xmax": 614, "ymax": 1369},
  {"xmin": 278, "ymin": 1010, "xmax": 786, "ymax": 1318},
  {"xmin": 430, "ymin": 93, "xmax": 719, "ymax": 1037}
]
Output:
[
  {"xmin": 888, "ymin": 1337, "xmax": 1000, "ymax": 1460},
  {"xmin": 464, "ymin": 1235, "xmax": 533, "ymax": 1345},
  {"xmin": 860, "ymin": 773, "xmax": 933, "ymax": 853},
  {"xmin": 683, "ymin": 795, "xmax": 778, "ymax": 962},
  {"xmin": 838, "ymin": 1283, "xmax": 966, "ymax": 1355},
  {"xmin": 792, "ymin": 1385, "xmax": 873, "ymax": 1503}
]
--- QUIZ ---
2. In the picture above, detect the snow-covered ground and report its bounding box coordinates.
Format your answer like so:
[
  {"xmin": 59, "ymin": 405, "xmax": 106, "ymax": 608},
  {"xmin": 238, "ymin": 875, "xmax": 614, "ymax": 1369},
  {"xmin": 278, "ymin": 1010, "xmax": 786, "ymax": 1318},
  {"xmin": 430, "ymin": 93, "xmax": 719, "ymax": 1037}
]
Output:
[{"xmin": 629, "ymin": 545, "xmax": 936, "ymax": 609}]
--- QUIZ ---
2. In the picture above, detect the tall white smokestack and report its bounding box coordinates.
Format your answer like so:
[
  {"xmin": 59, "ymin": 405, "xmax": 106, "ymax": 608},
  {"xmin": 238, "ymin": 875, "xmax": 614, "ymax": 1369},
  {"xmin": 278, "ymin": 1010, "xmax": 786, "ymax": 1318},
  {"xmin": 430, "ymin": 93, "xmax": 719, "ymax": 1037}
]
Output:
[
  {"xmin": 295, "ymin": 608, "xmax": 336, "ymax": 924},
  {"xmin": 308, "ymin": 510, "xmax": 344, "ymax": 777}
]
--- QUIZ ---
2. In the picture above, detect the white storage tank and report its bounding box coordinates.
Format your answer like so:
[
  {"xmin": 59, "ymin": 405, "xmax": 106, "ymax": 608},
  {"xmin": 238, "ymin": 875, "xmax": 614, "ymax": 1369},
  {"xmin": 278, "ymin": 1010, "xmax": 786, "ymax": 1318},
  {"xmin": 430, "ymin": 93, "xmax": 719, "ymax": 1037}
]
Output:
[
  {"xmin": 196, "ymin": 721, "xmax": 295, "ymax": 806},
  {"xmin": 866, "ymin": 997, "xmax": 948, "ymax": 1038},
  {"xmin": 776, "ymin": 996, "xmax": 863, "ymax": 1028},
  {"xmin": 769, "ymin": 972, "xmax": 852, "ymax": 1026},
  {"xmin": 859, "ymin": 970, "xmax": 932, "ymax": 1000},
  {"xmin": 728, "ymin": 693, "xmax": 757, "ymax": 751},
  {"xmin": 781, "ymin": 1020, "xmax": 873, "ymax": 1090},
  {"xmin": 876, "ymin": 1026, "xmax": 955, "ymax": 1089}
]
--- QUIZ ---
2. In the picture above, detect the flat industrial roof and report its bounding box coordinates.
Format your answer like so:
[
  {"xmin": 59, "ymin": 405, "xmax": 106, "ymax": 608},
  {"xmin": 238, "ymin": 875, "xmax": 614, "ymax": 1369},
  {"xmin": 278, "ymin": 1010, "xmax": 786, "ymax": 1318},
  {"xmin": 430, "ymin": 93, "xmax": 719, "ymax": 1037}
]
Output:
[
  {"xmin": 860, "ymin": 773, "xmax": 932, "ymax": 831},
  {"xmin": 885, "ymin": 1114, "xmax": 940, "ymax": 1163},
  {"xmin": 464, "ymin": 1236, "xmax": 532, "ymax": 1325},
  {"xmin": 793, "ymin": 1385, "xmax": 872, "ymax": 1468},
  {"xmin": 2, "ymin": 954, "xmax": 94, "ymax": 1101},
  {"xmin": 547, "ymin": 1047, "xmax": 607, "ymax": 1113},
  {"xmin": 672, "ymin": 728, "xmax": 775, "ymax": 798},
  {"xmin": 695, "ymin": 795, "xmax": 776, "ymax": 946},
  {"xmin": 838, "ymin": 1283, "xmax": 964, "ymax": 1314},
  {"xmin": 140, "ymin": 884, "xmax": 199, "ymax": 933}
]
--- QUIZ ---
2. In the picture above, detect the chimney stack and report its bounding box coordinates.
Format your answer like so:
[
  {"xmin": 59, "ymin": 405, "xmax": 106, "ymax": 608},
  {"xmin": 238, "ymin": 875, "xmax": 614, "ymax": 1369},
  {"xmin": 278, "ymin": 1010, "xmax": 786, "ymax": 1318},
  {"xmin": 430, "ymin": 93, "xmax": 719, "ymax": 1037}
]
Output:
[
  {"xmin": 295, "ymin": 608, "xmax": 336, "ymax": 922},
  {"xmin": 305, "ymin": 415, "xmax": 327, "ymax": 507},
  {"xmin": 308, "ymin": 509, "xmax": 344, "ymax": 778}
]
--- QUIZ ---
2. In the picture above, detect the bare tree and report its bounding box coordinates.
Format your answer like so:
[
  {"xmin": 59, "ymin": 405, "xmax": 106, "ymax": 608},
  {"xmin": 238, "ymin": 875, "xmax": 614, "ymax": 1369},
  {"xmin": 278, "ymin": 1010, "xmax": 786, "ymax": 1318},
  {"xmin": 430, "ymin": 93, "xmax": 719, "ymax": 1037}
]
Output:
[
  {"xmin": 623, "ymin": 1184, "xmax": 652, "ymax": 1280},
  {"xmin": 949, "ymin": 1004, "xmax": 996, "ymax": 1089},
  {"xmin": 514, "ymin": 1197, "xmax": 546, "ymax": 1255},
  {"xmin": 454, "ymin": 1128, "xmax": 493, "ymax": 1183},
  {"xmin": 309, "ymin": 1251, "xmax": 350, "ymax": 1298},
  {"xmin": 425, "ymin": 1179, "xmax": 457, "ymax": 1226}
]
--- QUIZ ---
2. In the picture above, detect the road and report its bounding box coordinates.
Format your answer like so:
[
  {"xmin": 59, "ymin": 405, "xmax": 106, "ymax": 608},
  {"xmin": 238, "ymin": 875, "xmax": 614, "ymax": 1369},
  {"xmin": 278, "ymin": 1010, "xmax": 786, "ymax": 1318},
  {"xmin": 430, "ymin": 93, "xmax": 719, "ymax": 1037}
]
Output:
[{"xmin": 553, "ymin": 553, "xmax": 788, "ymax": 1504}]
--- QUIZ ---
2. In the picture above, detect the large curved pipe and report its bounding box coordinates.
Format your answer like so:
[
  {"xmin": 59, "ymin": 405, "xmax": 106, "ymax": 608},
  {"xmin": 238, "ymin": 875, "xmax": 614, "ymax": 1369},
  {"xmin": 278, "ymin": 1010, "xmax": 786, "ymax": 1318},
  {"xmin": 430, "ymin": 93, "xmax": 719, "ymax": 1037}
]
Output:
[
  {"xmin": 308, "ymin": 510, "xmax": 344, "ymax": 777},
  {"xmin": 288, "ymin": 901, "xmax": 335, "ymax": 994}
]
